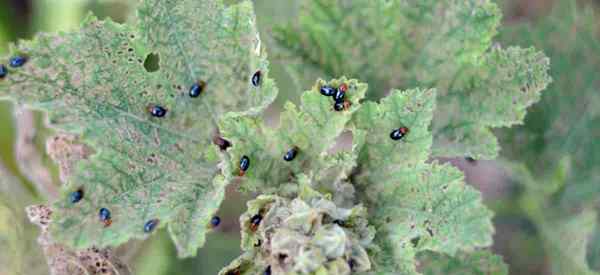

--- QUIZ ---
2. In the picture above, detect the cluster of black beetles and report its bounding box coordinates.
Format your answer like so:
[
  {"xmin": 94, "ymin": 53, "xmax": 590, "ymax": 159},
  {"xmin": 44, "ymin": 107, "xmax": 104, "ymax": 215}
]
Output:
[{"xmin": 320, "ymin": 83, "xmax": 351, "ymax": 111}]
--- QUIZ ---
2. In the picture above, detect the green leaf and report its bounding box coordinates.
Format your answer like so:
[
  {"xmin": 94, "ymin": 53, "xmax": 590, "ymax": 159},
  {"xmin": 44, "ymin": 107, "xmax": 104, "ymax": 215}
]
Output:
[
  {"xmin": 220, "ymin": 77, "xmax": 366, "ymax": 193},
  {"xmin": 352, "ymin": 88, "xmax": 494, "ymax": 274},
  {"xmin": 432, "ymin": 46, "xmax": 551, "ymax": 158},
  {"xmin": 0, "ymin": 0, "xmax": 276, "ymax": 257},
  {"xmin": 417, "ymin": 250, "xmax": 508, "ymax": 275},
  {"xmin": 352, "ymin": 88, "xmax": 436, "ymax": 181},
  {"xmin": 272, "ymin": 0, "xmax": 551, "ymax": 159}
]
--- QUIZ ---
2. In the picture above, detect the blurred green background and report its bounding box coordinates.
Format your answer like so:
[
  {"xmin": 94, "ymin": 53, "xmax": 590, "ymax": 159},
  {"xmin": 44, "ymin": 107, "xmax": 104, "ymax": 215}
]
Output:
[{"xmin": 0, "ymin": 0, "xmax": 599, "ymax": 274}]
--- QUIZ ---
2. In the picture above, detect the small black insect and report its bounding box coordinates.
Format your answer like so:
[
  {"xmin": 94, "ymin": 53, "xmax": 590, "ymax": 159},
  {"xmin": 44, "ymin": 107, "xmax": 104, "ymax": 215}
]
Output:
[
  {"xmin": 333, "ymin": 219, "xmax": 346, "ymax": 227},
  {"xmin": 348, "ymin": 259, "xmax": 356, "ymax": 271},
  {"xmin": 390, "ymin": 127, "xmax": 409, "ymax": 140},
  {"xmin": 465, "ymin": 156, "xmax": 477, "ymax": 164},
  {"xmin": 99, "ymin": 208, "xmax": 111, "ymax": 221},
  {"xmin": 283, "ymin": 147, "xmax": 298, "ymax": 162},
  {"xmin": 148, "ymin": 105, "xmax": 167, "ymax": 117},
  {"xmin": 334, "ymin": 89, "xmax": 345, "ymax": 102},
  {"xmin": 9, "ymin": 56, "xmax": 27, "ymax": 68},
  {"xmin": 239, "ymin": 155, "xmax": 250, "ymax": 176},
  {"xmin": 320, "ymin": 85, "xmax": 335, "ymax": 97},
  {"xmin": 250, "ymin": 214, "xmax": 262, "ymax": 231},
  {"xmin": 70, "ymin": 189, "xmax": 84, "ymax": 203},
  {"xmin": 252, "ymin": 70, "xmax": 262, "ymax": 87},
  {"xmin": 0, "ymin": 64, "xmax": 7, "ymax": 78},
  {"xmin": 189, "ymin": 81, "xmax": 206, "ymax": 98},
  {"xmin": 264, "ymin": 266, "xmax": 271, "ymax": 275},
  {"xmin": 333, "ymin": 101, "xmax": 345, "ymax": 111},
  {"xmin": 144, "ymin": 219, "xmax": 159, "ymax": 233},
  {"xmin": 211, "ymin": 216, "xmax": 221, "ymax": 227}
]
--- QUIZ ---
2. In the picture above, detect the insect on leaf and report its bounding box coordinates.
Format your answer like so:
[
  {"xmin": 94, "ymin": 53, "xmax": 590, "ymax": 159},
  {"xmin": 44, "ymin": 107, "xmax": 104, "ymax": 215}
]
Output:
[
  {"xmin": 220, "ymin": 77, "xmax": 366, "ymax": 193},
  {"xmin": 351, "ymin": 88, "xmax": 494, "ymax": 274},
  {"xmin": 272, "ymin": 0, "xmax": 551, "ymax": 159},
  {"xmin": 0, "ymin": 0, "xmax": 277, "ymax": 257}
]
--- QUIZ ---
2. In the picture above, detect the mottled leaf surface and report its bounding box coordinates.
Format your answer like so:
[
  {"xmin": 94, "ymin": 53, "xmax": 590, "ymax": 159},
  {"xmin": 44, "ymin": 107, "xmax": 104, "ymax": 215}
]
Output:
[
  {"xmin": 352, "ymin": 89, "xmax": 494, "ymax": 274},
  {"xmin": 417, "ymin": 250, "xmax": 508, "ymax": 275},
  {"xmin": 220, "ymin": 77, "xmax": 366, "ymax": 193},
  {"xmin": 272, "ymin": 0, "xmax": 551, "ymax": 159},
  {"xmin": 0, "ymin": 0, "xmax": 276, "ymax": 257}
]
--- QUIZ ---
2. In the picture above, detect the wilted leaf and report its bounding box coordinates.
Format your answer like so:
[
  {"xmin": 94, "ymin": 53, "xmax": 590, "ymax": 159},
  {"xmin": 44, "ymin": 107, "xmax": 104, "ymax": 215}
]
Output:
[{"xmin": 0, "ymin": 0, "xmax": 276, "ymax": 257}]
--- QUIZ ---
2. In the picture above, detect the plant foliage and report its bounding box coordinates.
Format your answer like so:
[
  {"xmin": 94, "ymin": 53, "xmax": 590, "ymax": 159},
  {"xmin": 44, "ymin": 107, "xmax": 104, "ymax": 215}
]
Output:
[
  {"xmin": 0, "ymin": 0, "xmax": 276, "ymax": 257},
  {"xmin": 271, "ymin": 0, "xmax": 551, "ymax": 159},
  {"xmin": 220, "ymin": 80, "xmax": 498, "ymax": 274},
  {"xmin": 0, "ymin": 0, "xmax": 556, "ymax": 274}
]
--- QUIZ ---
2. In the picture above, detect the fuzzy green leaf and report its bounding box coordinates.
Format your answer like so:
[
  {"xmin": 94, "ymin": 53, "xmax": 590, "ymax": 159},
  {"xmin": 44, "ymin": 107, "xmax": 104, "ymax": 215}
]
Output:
[
  {"xmin": 417, "ymin": 250, "xmax": 508, "ymax": 275},
  {"xmin": 352, "ymin": 88, "xmax": 494, "ymax": 274},
  {"xmin": 0, "ymin": 0, "xmax": 276, "ymax": 257},
  {"xmin": 220, "ymin": 77, "xmax": 366, "ymax": 193},
  {"xmin": 433, "ymin": 46, "xmax": 551, "ymax": 158},
  {"xmin": 272, "ymin": 0, "xmax": 551, "ymax": 159}
]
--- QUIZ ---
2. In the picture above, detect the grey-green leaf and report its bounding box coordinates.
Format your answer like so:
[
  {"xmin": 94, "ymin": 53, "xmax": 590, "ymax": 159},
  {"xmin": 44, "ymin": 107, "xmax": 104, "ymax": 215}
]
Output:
[
  {"xmin": 271, "ymin": 0, "xmax": 551, "ymax": 159},
  {"xmin": 0, "ymin": 0, "xmax": 276, "ymax": 257},
  {"xmin": 417, "ymin": 250, "xmax": 508, "ymax": 275},
  {"xmin": 220, "ymin": 78, "xmax": 366, "ymax": 193},
  {"xmin": 351, "ymin": 88, "xmax": 494, "ymax": 274}
]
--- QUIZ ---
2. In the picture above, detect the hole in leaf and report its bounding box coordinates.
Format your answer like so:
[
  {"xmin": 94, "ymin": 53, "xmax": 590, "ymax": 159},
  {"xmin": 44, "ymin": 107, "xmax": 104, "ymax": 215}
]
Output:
[{"xmin": 143, "ymin": 53, "xmax": 160, "ymax": 72}]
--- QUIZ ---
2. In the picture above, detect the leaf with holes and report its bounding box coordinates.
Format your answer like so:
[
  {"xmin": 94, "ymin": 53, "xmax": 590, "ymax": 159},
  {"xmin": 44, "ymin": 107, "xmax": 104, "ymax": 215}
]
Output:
[
  {"xmin": 0, "ymin": 0, "xmax": 276, "ymax": 257},
  {"xmin": 272, "ymin": 0, "xmax": 551, "ymax": 159}
]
